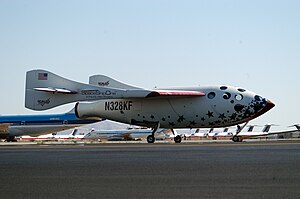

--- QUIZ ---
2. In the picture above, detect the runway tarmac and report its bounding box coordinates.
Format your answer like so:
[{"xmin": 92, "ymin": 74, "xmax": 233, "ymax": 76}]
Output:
[{"xmin": 0, "ymin": 141, "xmax": 299, "ymax": 199}]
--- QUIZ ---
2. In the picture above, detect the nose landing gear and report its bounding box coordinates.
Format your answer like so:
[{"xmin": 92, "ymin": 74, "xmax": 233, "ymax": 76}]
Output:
[
  {"xmin": 174, "ymin": 135, "xmax": 182, "ymax": 143},
  {"xmin": 146, "ymin": 134, "xmax": 155, "ymax": 143},
  {"xmin": 232, "ymin": 122, "xmax": 248, "ymax": 142},
  {"xmin": 147, "ymin": 122, "xmax": 160, "ymax": 144}
]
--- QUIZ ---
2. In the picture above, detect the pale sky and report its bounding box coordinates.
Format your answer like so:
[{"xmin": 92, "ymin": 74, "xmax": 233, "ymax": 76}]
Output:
[{"xmin": 0, "ymin": 0, "xmax": 299, "ymax": 129}]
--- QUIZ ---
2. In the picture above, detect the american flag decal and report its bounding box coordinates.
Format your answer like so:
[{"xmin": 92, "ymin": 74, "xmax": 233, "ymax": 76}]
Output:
[{"xmin": 38, "ymin": 73, "xmax": 48, "ymax": 80}]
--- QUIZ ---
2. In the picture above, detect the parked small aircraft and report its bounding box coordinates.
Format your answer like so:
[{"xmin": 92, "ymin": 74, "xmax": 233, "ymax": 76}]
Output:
[
  {"xmin": 83, "ymin": 128, "xmax": 170, "ymax": 141},
  {"xmin": 232, "ymin": 124, "xmax": 300, "ymax": 142},
  {"xmin": 25, "ymin": 70, "xmax": 275, "ymax": 143}
]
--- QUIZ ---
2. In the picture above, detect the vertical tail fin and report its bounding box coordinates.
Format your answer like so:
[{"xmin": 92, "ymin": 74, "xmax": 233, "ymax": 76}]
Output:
[
  {"xmin": 223, "ymin": 128, "xmax": 229, "ymax": 132},
  {"xmin": 89, "ymin": 75, "xmax": 141, "ymax": 89},
  {"xmin": 262, "ymin": 125, "xmax": 271, "ymax": 132},
  {"xmin": 25, "ymin": 70, "xmax": 107, "ymax": 111},
  {"xmin": 247, "ymin": 125, "xmax": 254, "ymax": 132},
  {"xmin": 71, "ymin": 129, "xmax": 78, "ymax": 136}
]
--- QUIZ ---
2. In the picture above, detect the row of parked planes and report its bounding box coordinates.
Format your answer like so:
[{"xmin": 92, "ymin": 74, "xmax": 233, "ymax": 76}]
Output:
[
  {"xmin": 0, "ymin": 69, "xmax": 298, "ymax": 143},
  {"xmin": 0, "ymin": 103, "xmax": 299, "ymax": 143},
  {"xmin": 18, "ymin": 123, "xmax": 300, "ymax": 143}
]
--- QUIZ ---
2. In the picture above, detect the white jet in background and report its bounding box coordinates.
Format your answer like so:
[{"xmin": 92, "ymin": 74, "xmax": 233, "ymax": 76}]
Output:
[{"xmin": 83, "ymin": 128, "xmax": 170, "ymax": 141}]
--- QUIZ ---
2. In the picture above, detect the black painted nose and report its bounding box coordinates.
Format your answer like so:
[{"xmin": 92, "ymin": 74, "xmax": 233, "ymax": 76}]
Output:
[
  {"xmin": 258, "ymin": 100, "xmax": 275, "ymax": 115},
  {"xmin": 265, "ymin": 100, "xmax": 275, "ymax": 111}
]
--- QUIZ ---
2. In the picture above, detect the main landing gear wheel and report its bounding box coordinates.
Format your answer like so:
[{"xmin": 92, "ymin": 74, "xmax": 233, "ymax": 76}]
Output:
[
  {"xmin": 147, "ymin": 122, "xmax": 160, "ymax": 144},
  {"xmin": 232, "ymin": 135, "xmax": 242, "ymax": 142},
  {"xmin": 174, "ymin": 135, "xmax": 182, "ymax": 143},
  {"xmin": 147, "ymin": 135, "xmax": 155, "ymax": 143}
]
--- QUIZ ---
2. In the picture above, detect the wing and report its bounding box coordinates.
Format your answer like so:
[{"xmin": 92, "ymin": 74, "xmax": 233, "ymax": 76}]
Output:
[
  {"xmin": 33, "ymin": 87, "xmax": 205, "ymax": 97},
  {"xmin": 146, "ymin": 90, "xmax": 205, "ymax": 97}
]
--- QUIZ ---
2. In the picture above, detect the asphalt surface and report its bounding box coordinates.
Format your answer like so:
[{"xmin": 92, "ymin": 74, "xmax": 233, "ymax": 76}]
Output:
[{"xmin": 0, "ymin": 141, "xmax": 299, "ymax": 199}]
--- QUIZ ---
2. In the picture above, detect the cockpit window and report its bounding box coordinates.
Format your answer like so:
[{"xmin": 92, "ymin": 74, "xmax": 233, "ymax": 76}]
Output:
[
  {"xmin": 223, "ymin": 92, "xmax": 231, "ymax": 100},
  {"xmin": 238, "ymin": 88, "xmax": 246, "ymax": 92},
  {"xmin": 220, "ymin": 86, "xmax": 227, "ymax": 90},
  {"xmin": 255, "ymin": 95, "xmax": 262, "ymax": 101},
  {"xmin": 235, "ymin": 94, "xmax": 243, "ymax": 101},
  {"xmin": 207, "ymin": 92, "xmax": 216, "ymax": 99}
]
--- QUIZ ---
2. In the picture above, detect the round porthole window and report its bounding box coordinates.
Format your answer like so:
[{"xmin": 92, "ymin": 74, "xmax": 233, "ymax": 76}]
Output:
[
  {"xmin": 255, "ymin": 95, "xmax": 262, "ymax": 101},
  {"xmin": 223, "ymin": 92, "xmax": 231, "ymax": 100},
  {"xmin": 220, "ymin": 86, "xmax": 228, "ymax": 90},
  {"xmin": 235, "ymin": 94, "xmax": 243, "ymax": 101},
  {"xmin": 237, "ymin": 88, "xmax": 246, "ymax": 92},
  {"xmin": 207, "ymin": 92, "xmax": 216, "ymax": 99}
]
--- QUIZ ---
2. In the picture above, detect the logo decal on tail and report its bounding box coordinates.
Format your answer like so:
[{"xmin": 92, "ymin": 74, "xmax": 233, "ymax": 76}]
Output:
[
  {"xmin": 98, "ymin": 81, "xmax": 110, "ymax": 86},
  {"xmin": 37, "ymin": 98, "xmax": 50, "ymax": 106}
]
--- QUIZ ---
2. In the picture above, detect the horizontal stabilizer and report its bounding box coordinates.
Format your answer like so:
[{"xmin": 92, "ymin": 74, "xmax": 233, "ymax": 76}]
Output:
[{"xmin": 34, "ymin": 87, "xmax": 78, "ymax": 94}]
